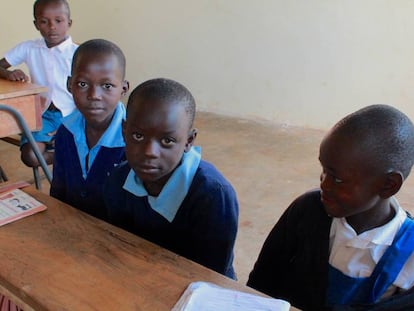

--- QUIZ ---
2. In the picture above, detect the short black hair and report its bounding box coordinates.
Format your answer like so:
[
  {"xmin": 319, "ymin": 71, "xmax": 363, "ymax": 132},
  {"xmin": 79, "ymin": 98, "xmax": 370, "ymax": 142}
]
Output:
[
  {"xmin": 71, "ymin": 39, "xmax": 126, "ymax": 79},
  {"xmin": 332, "ymin": 104, "xmax": 414, "ymax": 178},
  {"xmin": 33, "ymin": 0, "xmax": 71, "ymax": 19},
  {"xmin": 127, "ymin": 78, "xmax": 196, "ymax": 128}
]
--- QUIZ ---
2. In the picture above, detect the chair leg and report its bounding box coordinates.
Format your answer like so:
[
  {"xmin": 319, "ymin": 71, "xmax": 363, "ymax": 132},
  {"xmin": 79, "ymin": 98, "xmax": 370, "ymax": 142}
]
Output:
[
  {"xmin": 0, "ymin": 165, "xmax": 9, "ymax": 183},
  {"xmin": 0, "ymin": 104, "xmax": 52, "ymax": 184},
  {"xmin": 33, "ymin": 167, "xmax": 41, "ymax": 190}
]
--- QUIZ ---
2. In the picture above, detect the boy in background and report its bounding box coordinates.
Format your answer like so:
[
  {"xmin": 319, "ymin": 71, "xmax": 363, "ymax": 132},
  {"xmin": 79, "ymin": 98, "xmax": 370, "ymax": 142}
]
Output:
[
  {"xmin": 50, "ymin": 39, "xmax": 129, "ymax": 220},
  {"xmin": 247, "ymin": 105, "xmax": 414, "ymax": 310},
  {"xmin": 0, "ymin": 0, "xmax": 77, "ymax": 167},
  {"xmin": 103, "ymin": 78, "xmax": 239, "ymax": 279}
]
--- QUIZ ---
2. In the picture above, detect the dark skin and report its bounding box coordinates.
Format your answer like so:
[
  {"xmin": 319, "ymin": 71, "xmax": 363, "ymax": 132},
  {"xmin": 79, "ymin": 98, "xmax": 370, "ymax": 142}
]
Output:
[
  {"xmin": 67, "ymin": 52, "xmax": 129, "ymax": 150},
  {"xmin": 123, "ymin": 98, "xmax": 197, "ymax": 196},
  {"xmin": 33, "ymin": 2, "xmax": 72, "ymax": 48},
  {"xmin": 319, "ymin": 129, "xmax": 402, "ymax": 234}
]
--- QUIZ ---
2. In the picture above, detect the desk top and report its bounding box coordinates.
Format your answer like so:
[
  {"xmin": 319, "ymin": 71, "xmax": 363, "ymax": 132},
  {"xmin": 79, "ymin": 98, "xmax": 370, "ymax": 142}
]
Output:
[
  {"xmin": 0, "ymin": 186, "xmax": 266, "ymax": 311},
  {"xmin": 0, "ymin": 79, "xmax": 47, "ymax": 100}
]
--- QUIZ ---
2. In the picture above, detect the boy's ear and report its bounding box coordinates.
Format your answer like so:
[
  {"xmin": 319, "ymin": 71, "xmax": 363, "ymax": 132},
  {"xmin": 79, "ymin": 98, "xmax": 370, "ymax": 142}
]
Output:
[
  {"xmin": 184, "ymin": 128, "xmax": 198, "ymax": 152},
  {"xmin": 121, "ymin": 80, "xmax": 130, "ymax": 97},
  {"xmin": 67, "ymin": 76, "xmax": 72, "ymax": 93},
  {"xmin": 68, "ymin": 19, "xmax": 72, "ymax": 27},
  {"xmin": 379, "ymin": 171, "xmax": 403, "ymax": 199}
]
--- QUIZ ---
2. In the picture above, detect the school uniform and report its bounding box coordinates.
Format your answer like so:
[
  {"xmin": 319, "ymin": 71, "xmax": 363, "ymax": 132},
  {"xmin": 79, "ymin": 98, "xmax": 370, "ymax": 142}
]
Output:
[
  {"xmin": 247, "ymin": 189, "xmax": 414, "ymax": 311},
  {"xmin": 327, "ymin": 200, "xmax": 414, "ymax": 306},
  {"xmin": 50, "ymin": 102, "xmax": 126, "ymax": 221},
  {"xmin": 103, "ymin": 147, "xmax": 239, "ymax": 279}
]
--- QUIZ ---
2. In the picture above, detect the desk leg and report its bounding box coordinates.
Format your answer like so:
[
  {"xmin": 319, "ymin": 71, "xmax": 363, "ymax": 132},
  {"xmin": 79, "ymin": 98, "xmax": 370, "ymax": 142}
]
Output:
[
  {"xmin": 0, "ymin": 104, "xmax": 52, "ymax": 184},
  {"xmin": 0, "ymin": 165, "xmax": 8, "ymax": 182}
]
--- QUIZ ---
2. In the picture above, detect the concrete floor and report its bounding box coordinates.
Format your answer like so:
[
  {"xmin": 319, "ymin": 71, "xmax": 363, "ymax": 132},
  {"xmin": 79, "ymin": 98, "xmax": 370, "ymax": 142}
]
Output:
[{"xmin": 1, "ymin": 111, "xmax": 414, "ymax": 288}]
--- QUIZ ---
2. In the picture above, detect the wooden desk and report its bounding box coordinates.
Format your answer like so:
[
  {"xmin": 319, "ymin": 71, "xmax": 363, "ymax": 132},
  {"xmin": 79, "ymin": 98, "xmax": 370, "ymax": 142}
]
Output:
[
  {"xmin": 0, "ymin": 186, "xmax": 276, "ymax": 310},
  {"xmin": 0, "ymin": 79, "xmax": 46, "ymax": 137}
]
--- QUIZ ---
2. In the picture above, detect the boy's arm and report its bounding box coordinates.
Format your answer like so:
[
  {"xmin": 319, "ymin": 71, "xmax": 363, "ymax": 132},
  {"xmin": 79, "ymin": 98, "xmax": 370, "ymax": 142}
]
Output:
[
  {"xmin": 247, "ymin": 206, "xmax": 292, "ymax": 296},
  {"xmin": 0, "ymin": 58, "xmax": 29, "ymax": 82},
  {"xmin": 188, "ymin": 183, "xmax": 239, "ymax": 279},
  {"xmin": 247, "ymin": 189, "xmax": 332, "ymax": 310}
]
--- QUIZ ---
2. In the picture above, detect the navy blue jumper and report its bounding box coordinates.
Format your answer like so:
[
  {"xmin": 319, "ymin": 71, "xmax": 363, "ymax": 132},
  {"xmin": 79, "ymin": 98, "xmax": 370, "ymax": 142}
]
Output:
[{"xmin": 103, "ymin": 160, "xmax": 239, "ymax": 279}]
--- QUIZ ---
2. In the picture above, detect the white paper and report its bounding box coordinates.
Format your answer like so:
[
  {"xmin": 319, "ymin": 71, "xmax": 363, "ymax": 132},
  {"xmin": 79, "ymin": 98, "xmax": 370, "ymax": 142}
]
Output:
[{"xmin": 172, "ymin": 281, "xmax": 290, "ymax": 311}]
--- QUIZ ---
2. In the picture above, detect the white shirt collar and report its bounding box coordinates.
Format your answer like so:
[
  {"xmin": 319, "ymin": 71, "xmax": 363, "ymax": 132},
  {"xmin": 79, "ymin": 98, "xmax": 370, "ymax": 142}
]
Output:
[
  {"xmin": 330, "ymin": 197, "xmax": 407, "ymax": 249},
  {"xmin": 36, "ymin": 36, "xmax": 74, "ymax": 51}
]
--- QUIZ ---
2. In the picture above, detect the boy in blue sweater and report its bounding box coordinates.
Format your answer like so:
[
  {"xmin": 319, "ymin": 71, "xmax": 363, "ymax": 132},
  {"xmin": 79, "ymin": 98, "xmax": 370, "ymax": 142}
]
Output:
[
  {"xmin": 103, "ymin": 78, "xmax": 239, "ymax": 279},
  {"xmin": 247, "ymin": 105, "xmax": 414, "ymax": 310},
  {"xmin": 50, "ymin": 39, "xmax": 129, "ymax": 220}
]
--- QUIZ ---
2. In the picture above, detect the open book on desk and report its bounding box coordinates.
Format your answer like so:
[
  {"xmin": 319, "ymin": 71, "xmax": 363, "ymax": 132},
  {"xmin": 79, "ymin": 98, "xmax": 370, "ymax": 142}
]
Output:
[
  {"xmin": 0, "ymin": 182, "xmax": 47, "ymax": 226},
  {"xmin": 172, "ymin": 281, "xmax": 290, "ymax": 311}
]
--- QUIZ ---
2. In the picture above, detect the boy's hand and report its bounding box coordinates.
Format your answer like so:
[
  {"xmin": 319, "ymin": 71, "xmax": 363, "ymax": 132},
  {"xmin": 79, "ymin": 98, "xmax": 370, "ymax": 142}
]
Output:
[
  {"xmin": 46, "ymin": 131, "xmax": 57, "ymax": 152},
  {"xmin": 6, "ymin": 69, "xmax": 29, "ymax": 82},
  {"xmin": 47, "ymin": 130, "xmax": 57, "ymax": 137}
]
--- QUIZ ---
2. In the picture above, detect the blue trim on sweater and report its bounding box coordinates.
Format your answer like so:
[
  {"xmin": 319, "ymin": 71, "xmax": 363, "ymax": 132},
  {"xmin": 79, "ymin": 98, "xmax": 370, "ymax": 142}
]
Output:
[
  {"xmin": 123, "ymin": 146, "xmax": 202, "ymax": 222},
  {"xmin": 62, "ymin": 102, "xmax": 125, "ymax": 178}
]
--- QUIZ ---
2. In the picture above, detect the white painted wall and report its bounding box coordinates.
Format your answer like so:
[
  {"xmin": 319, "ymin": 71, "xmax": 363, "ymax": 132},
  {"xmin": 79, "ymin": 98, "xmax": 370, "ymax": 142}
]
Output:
[{"xmin": 3, "ymin": 1, "xmax": 414, "ymax": 129}]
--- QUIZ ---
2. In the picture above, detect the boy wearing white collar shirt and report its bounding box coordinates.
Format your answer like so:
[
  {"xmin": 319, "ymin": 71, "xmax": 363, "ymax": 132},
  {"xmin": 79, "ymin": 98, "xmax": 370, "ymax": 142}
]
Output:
[
  {"xmin": 103, "ymin": 78, "xmax": 239, "ymax": 279},
  {"xmin": 0, "ymin": 0, "xmax": 78, "ymax": 167}
]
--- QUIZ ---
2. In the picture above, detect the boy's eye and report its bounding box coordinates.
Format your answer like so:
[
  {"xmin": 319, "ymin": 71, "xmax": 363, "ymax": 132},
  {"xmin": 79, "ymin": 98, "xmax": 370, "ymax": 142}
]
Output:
[
  {"xmin": 320, "ymin": 169, "xmax": 343, "ymax": 184},
  {"xmin": 102, "ymin": 83, "xmax": 114, "ymax": 90},
  {"xmin": 161, "ymin": 137, "xmax": 175, "ymax": 146},
  {"xmin": 77, "ymin": 81, "xmax": 88, "ymax": 88},
  {"xmin": 132, "ymin": 132, "xmax": 144, "ymax": 142}
]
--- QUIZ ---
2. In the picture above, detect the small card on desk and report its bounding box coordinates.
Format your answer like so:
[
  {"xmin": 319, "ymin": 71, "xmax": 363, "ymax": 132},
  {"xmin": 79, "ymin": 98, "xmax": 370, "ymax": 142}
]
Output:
[
  {"xmin": 172, "ymin": 281, "xmax": 290, "ymax": 311},
  {"xmin": 0, "ymin": 184, "xmax": 47, "ymax": 227}
]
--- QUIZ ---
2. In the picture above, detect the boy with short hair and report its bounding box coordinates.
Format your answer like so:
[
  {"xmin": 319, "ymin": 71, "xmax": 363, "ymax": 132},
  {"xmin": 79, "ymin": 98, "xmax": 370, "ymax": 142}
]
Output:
[
  {"xmin": 247, "ymin": 105, "xmax": 414, "ymax": 310},
  {"xmin": 103, "ymin": 78, "xmax": 239, "ymax": 279},
  {"xmin": 0, "ymin": 0, "xmax": 77, "ymax": 167},
  {"xmin": 50, "ymin": 39, "xmax": 129, "ymax": 220}
]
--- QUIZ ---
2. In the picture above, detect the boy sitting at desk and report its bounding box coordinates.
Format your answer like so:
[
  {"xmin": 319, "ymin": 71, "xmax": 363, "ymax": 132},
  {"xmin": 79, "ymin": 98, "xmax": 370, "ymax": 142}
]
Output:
[
  {"xmin": 0, "ymin": 0, "xmax": 77, "ymax": 167},
  {"xmin": 50, "ymin": 39, "xmax": 129, "ymax": 220},
  {"xmin": 103, "ymin": 78, "xmax": 239, "ymax": 279},
  {"xmin": 247, "ymin": 105, "xmax": 414, "ymax": 310}
]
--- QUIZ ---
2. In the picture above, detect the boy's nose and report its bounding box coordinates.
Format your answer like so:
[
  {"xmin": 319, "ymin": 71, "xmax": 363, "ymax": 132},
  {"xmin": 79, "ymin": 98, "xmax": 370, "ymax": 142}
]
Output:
[
  {"xmin": 143, "ymin": 141, "xmax": 160, "ymax": 158},
  {"xmin": 49, "ymin": 21, "xmax": 57, "ymax": 30},
  {"xmin": 87, "ymin": 86, "xmax": 102, "ymax": 100}
]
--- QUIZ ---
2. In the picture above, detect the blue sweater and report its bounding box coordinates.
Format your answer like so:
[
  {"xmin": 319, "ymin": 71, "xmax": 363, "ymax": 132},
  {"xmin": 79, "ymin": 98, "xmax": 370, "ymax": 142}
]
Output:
[
  {"xmin": 103, "ymin": 160, "xmax": 239, "ymax": 279},
  {"xmin": 51, "ymin": 125, "xmax": 125, "ymax": 220}
]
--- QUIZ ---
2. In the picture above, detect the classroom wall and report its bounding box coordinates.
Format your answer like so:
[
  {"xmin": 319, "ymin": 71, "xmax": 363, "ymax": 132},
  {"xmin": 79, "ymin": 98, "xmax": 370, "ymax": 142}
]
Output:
[{"xmin": 2, "ymin": 0, "xmax": 414, "ymax": 129}]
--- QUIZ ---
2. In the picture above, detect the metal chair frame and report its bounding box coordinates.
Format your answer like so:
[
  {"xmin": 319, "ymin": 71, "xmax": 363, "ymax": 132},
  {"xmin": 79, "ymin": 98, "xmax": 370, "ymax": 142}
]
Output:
[{"xmin": 0, "ymin": 104, "xmax": 52, "ymax": 189}]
